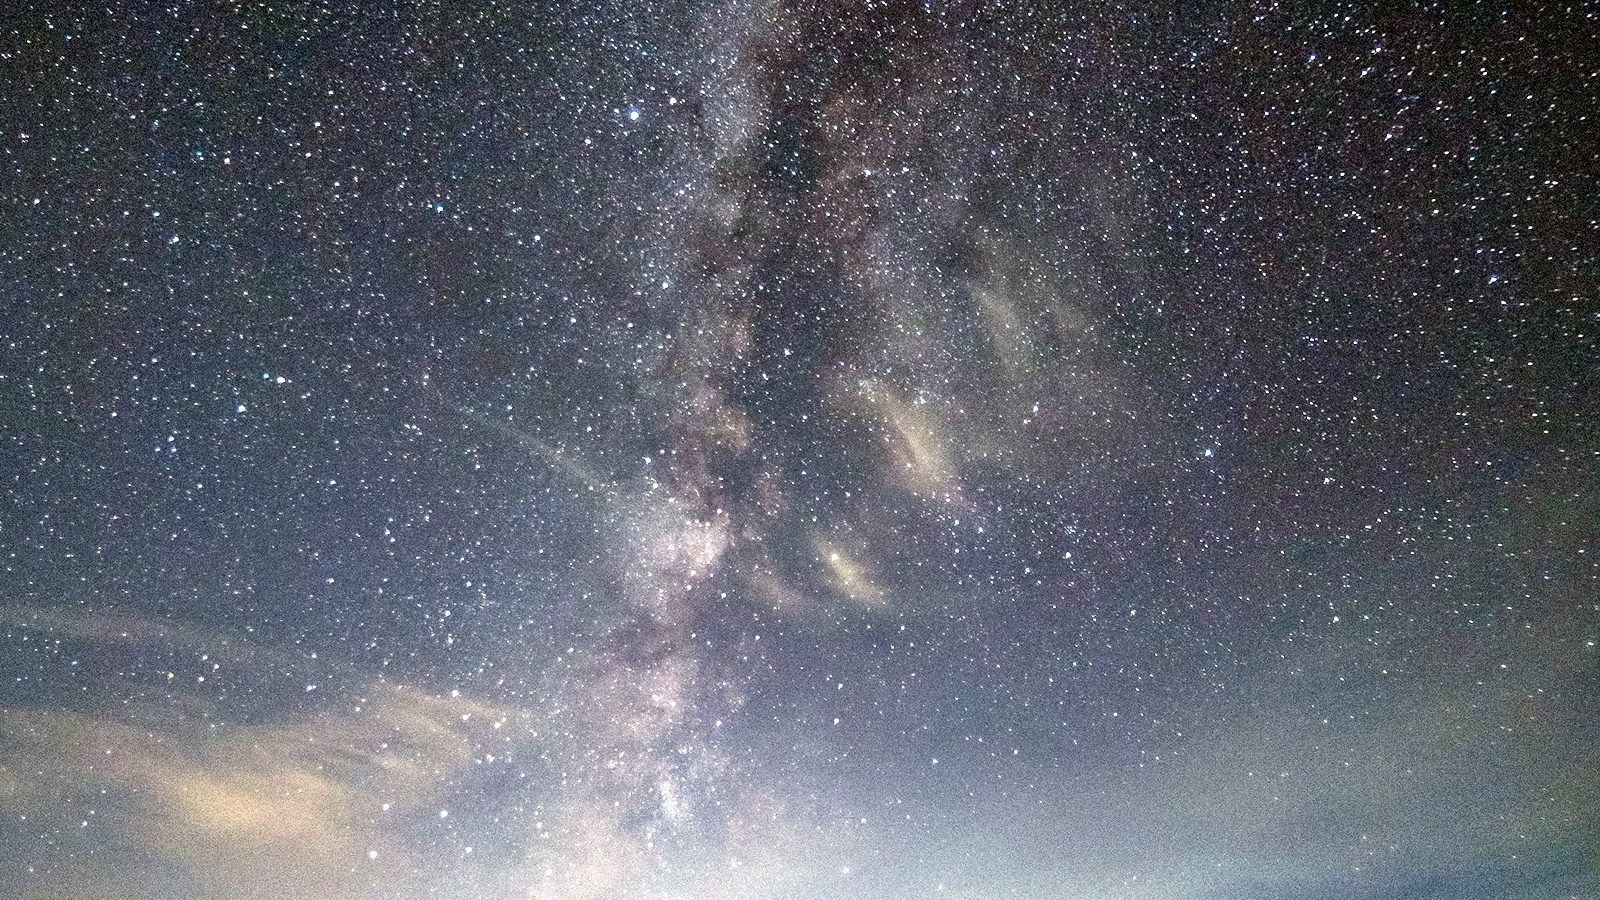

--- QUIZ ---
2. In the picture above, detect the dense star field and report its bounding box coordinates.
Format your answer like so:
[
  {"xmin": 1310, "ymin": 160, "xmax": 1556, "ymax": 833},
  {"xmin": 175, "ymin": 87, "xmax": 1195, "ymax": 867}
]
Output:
[{"xmin": 2, "ymin": 2, "xmax": 1596, "ymax": 898}]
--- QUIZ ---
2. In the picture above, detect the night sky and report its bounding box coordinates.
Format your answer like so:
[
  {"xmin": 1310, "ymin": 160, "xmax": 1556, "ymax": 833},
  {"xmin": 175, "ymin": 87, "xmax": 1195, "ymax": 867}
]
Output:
[{"xmin": 2, "ymin": 2, "xmax": 1597, "ymax": 899}]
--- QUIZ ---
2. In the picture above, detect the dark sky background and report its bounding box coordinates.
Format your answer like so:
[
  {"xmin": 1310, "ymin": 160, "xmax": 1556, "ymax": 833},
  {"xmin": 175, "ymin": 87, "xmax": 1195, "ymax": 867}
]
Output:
[{"xmin": 1, "ymin": 2, "xmax": 1596, "ymax": 899}]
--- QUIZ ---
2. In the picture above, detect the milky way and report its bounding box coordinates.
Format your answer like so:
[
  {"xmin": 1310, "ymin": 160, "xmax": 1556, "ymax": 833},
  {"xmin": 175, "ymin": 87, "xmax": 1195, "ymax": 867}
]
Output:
[{"xmin": 1, "ymin": 2, "xmax": 1596, "ymax": 899}]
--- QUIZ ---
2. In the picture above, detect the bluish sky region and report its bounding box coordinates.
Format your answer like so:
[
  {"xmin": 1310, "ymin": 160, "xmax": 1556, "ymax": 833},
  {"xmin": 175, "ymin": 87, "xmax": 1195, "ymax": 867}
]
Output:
[{"xmin": 1, "ymin": 2, "xmax": 1596, "ymax": 899}]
